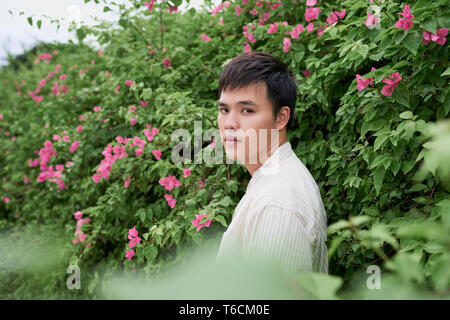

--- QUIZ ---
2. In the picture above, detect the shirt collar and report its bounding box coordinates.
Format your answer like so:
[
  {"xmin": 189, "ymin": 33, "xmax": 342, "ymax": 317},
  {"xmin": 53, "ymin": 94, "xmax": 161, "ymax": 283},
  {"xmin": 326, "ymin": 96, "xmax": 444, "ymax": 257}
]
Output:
[{"xmin": 246, "ymin": 140, "xmax": 294, "ymax": 192}]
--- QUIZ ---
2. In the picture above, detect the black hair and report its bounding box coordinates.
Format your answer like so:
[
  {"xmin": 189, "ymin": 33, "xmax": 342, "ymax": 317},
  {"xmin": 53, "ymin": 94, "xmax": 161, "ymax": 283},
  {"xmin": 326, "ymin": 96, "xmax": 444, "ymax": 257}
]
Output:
[{"xmin": 218, "ymin": 51, "xmax": 298, "ymax": 130}]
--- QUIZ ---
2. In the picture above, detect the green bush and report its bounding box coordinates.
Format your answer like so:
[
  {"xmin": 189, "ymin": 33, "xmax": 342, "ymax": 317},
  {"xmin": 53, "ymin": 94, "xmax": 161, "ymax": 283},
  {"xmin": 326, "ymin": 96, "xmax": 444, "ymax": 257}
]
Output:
[{"xmin": 0, "ymin": 0, "xmax": 449, "ymax": 299}]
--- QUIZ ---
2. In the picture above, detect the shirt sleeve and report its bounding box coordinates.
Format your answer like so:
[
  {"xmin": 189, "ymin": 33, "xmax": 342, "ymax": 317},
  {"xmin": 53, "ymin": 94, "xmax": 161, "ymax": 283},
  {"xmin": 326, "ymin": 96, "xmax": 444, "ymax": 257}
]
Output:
[{"xmin": 241, "ymin": 204, "xmax": 315, "ymax": 277}]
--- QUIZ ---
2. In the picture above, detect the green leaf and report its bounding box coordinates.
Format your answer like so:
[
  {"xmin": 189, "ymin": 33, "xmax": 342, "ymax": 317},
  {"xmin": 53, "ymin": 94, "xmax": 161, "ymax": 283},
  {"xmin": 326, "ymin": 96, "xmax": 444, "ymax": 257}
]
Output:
[
  {"xmin": 37, "ymin": 20, "xmax": 42, "ymax": 29},
  {"xmin": 373, "ymin": 166, "xmax": 385, "ymax": 196},
  {"xmin": 214, "ymin": 215, "xmax": 228, "ymax": 227},
  {"xmin": 144, "ymin": 244, "xmax": 158, "ymax": 263},
  {"xmin": 422, "ymin": 17, "xmax": 437, "ymax": 34},
  {"xmin": 27, "ymin": 17, "xmax": 33, "ymax": 26},
  {"xmin": 441, "ymin": 68, "xmax": 450, "ymax": 77},
  {"xmin": 103, "ymin": 6, "xmax": 112, "ymax": 12},
  {"xmin": 403, "ymin": 32, "xmax": 421, "ymax": 56},
  {"xmin": 399, "ymin": 111, "xmax": 413, "ymax": 119},
  {"xmin": 392, "ymin": 82, "xmax": 410, "ymax": 107},
  {"xmin": 294, "ymin": 272, "xmax": 343, "ymax": 300}
]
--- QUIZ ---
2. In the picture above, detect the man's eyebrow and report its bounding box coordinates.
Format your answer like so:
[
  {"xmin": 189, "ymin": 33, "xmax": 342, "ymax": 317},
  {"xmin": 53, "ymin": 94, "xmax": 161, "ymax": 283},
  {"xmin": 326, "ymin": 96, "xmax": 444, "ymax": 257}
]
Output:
[{"xmin": 218, "ymin": 100, "xmax": 258, "ymax": 107}]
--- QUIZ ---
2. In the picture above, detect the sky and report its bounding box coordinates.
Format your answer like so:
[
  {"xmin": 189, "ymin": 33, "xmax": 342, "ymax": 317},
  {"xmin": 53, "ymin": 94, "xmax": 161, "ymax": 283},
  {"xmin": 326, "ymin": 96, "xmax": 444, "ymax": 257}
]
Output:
[{"xmin": 0, "ymin": 0, "xmax": 221, "ymax": 66}]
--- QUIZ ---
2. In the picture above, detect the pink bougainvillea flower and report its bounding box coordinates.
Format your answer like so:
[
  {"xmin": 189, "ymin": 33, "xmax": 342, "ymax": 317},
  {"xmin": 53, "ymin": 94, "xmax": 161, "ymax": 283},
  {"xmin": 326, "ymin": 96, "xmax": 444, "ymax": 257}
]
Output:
[
  {"xmin": 93, "ymin": 106, "xmax": 101, "ymax": 112},
  {"xmin": 97, "ymin": 50, "xmax": 103, "ymax": 55},
  {"xmin": 235, "ymin": 5, "xmax": 243, "ymax": 16},
  {"xmin": 244, "ymin": 42, "xmax": 251, "ymax": 53},
  {"xmin": 303, "ymin": 70, "xmax": 312, "ymax": 77},
  {"xmin": 305, "ymin": 7, "xmax": 321, "ymax": 22},
  {"xmin": 162, "ymin": 57, "xmax": 171, "ymax": 68},
  {"xmin": 62, "ymin": 135, "xmax": 70, "ymax": 142},
  {"xmin": 140, "ymin": 100, "xmax": 149, "ymax": 107},
  {"xmin": 55, "ymin": 164, "xmax": 64, "ymax": 171},
  {"xmin": 125, "ymin": 249, "xmax": 135, "ymax": 260},
  {"xmin": 365, "ymin": 12, "xmax": 380, "ymax": 27},
  {"xmin": 336, "ymin": 10, "xmax": 346, "ymax": 19},
  {"xmin": 159, "ymin": 175, "xmax": 182, "ymax": 191},
  {"xmin": 283, "ymin": 37, "xmax": 291, "ymax": 53},
  {"xmin": 249, "ymin": 9, "xmax": 258, "ymax": 15},
  {"xmin": 152, "ymin": 149, "xmax": 162, "ymax": 160},
  {"xmin": 381, "ymin": 72, "xmax": 402, "ymax": 96},
  {"xmin": 59, "ymin": 75, "xmax": 67, "ymax": 81},
  {"xmin": 307, "ymin": 22, "xmax": 315, "ymax": 33},
  {"xmin": 306, "ymin": 0, "xmax": 317, "ymax": 6},
  {"xmin": 2, "ymin": 197, "xmax": 10, "ymax": 204},
  {"xmin": 191, "ymin": 213, "xmax": 212, "ymax": 232},
  {"xmin": 130, "ymin": 118, "xmax": 137, "ymax": 126},
  {"xmin": 183, "ymin": 168, "xmax": 191, "ymax": 178},
  {"xmin": 197, "ymin": 179, "xmax": 206, "ymax": 190},
  {"xmin": 201, "ymin": 34, "xmax": 212, "ymax": 42},
  {"xmin": 125, "ymin": 80, "xmax": 134, "ymax": 87},
  {"xmin": 128, "ymin": 226, "xmax": 139, "ymax": 239},
  {"xmin": 144, "ymin": 0, "xmax": 156, "ymax": 13},
  {"xmin": 129, "ymin": 236, "xmax": 141, "ymax": 248},
  {"xmin": 426, "ymin": 28, "xmax": 449, "ymax": 45},
  {"xmin": 66, "ymin": 161, "xmax": 73, "ymax": 167},
  {"xmin": 218, "ymin": 17, "xmax": 224, "ymax": 25},
  {"xmin": 69, "ymin": 141, "xmax": 80, "ymax": 153},
  {"xmin": 164, "ymin": 194, "xmax": 177, "ymax": 209},
  {"xmin": 394, "ymin": 4, "xmax": 414, "ymax": 31},
  {"xmin": 268, "ymin": 22, "xmax": 278, "ymax": 34},
  {"xmin": 92, "ymin": 173, "xmax": 101, "ymax": 183},
  {"xmin": 53, "ymin": 134, "xmax": 61, "ymax": 141},
  {"xmin": 76, "ymin": 125, "xmax": 83, "ymax": 133},
  {"xmin": 209, "ymin": 137, "xmax": 216, "ymax": 149},
  {"xmin": 115, "ymin": 85, "xmax": 120, "ymax": 94},
  {"xmin": 73, "ymin": 211, "xmax": 83, "ymax": 220},
  {"xmin": 124, "ymin": 176, "xmax": 131, "ymax": 188}
]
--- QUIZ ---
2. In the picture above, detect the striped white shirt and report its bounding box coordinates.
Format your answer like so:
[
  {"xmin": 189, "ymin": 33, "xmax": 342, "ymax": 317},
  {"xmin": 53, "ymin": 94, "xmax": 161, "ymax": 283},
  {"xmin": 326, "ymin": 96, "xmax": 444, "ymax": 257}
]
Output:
[{"xmin": 216, "ymin": 141, "xmax": 328, "ymax": 277}]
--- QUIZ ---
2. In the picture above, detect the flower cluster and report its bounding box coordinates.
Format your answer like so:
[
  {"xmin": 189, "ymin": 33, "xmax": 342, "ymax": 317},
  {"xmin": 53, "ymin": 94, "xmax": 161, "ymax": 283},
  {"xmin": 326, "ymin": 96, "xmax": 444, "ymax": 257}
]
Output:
[
  {"xmin": 191, "ymin": 214, "xmax": 212, "ymax": 232},
  {"xmin": 423, "ymin": 28, "xmax": 449, "ymax": 46},
  {"xmin": 73, "ymin": 211, "xmax": 91, "ymax": 247},
  {"xmin": 125, "ymin": 226, "xmax": 141, "ymax": 260},
  {"xmin": 394, "ymin": 4, "xmax": 414, "ymax": 31}
]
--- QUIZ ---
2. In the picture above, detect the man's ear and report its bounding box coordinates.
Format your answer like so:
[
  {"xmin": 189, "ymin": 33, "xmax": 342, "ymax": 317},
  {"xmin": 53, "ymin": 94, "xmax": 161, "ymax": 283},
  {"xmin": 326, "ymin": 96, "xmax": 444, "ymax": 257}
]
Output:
[{"xmin": 276, "ymin": 106, "xmax": 290, "ymax": 130}]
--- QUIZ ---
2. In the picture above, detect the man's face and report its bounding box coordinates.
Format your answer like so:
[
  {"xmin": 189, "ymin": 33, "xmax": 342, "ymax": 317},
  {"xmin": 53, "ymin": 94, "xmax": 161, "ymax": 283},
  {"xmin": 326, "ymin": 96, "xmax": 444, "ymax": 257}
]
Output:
[{"xmin": 217, "ymin": 81, "xmax": 280, "ymax": 165}]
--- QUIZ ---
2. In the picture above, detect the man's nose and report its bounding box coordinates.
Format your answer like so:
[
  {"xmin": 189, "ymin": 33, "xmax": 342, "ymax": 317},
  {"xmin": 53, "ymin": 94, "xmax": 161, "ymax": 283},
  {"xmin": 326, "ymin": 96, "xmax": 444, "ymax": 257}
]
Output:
[{"xmin": 223, "ymin": 109, "xmax": 239, "ymax": 130}]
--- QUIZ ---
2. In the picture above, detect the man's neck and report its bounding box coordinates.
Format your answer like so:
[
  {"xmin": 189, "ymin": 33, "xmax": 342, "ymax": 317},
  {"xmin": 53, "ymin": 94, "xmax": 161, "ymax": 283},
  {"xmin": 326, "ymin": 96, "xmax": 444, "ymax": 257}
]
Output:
[{"xmin": 245, "ymin": 136, "xmax": 288, "ymax": 177}]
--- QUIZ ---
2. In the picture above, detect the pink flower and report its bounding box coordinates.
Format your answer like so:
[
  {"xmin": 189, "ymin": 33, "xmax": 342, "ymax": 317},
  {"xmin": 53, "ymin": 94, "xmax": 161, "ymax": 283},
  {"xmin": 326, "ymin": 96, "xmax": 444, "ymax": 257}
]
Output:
[
  {"xmin": 268, "ymin": 22, "xmax": 278, "ymax": 34},
  {"xmin": 336, "ymin": 10, "xmax": 346, "ymax": 19},
  {"xmin": 152, "ymin": 149, "xmax": 162, "ymax": 160},
  {"xmin": 125, "ymin": 80, "xmax": 134, "ymax": 87},
  {"xmin": 307, "ymin": 22, "xmax": 315, "ymax": 33},
  {"xmin": 53, "ymin": 134, "xmax": 61, "ymax": 141},
  {"xmin": 59, "ymin": 75, "xmax": 67, "ymax": 81},
  {"xmin": 250, "ymin": 9, "xmax": 258, "ymax": 15},
  {"xmin": 306, "ymin": 0, "xmax": 317, "ymax": 6},
  {"xmin": 69, "ymin": 141, "xmax": 80, "ymax": 153},
  {"xmin": 73, "ymin": 211, "xmax": 83, "ymax": 220},
  {"xmin": 164, "ymin": 194, "xmax": 177, "ymax": 209},
  {"xmin": 244, "ymin": 43, "xmax": 251, "ymax": 53},
  {"xmin": 63, "ymin": 136, "xmax": 70, "ymax": 142},
  {"xmin": 191, "ymin": 214, "xmax": 212, "ymax": 232},
  {"xmin": 235, "ymin": 5, "xmax": 243, "ymax": 16},
  {"xmin": 327, "ymin": 12, "xmax": 339, "ymax": 25},
  {"xmin": 140, "ymin": 101, "xmax": 149, "ymax": 107},
  {"xmin": 125, "ymin": 249, "xmax": 135, "ymax": 260},
  {"xmin": 93, "ymin": 106, "xmax": 101, "ymax": 112},
  {"xmin": 381, "ymin": 72, "xmax": 402, "ymax": 96},
  {"xmin": 394, "ymin": 4, "xmax": 414, "ymax": 31},
  {"xmin": 66, "ymin": 161, "xmax": 73, "ymax": 167},
  {"xmin": 97, "ymin": 50, "xmax": 103, "ymax": 56},
  {"xmin": 144, "ymin": 0, "xmax": 156, "ymax": 13},
  {"xmin": 183, "ymin": 168, "xmax": 191, "ymax": 178},
  {"xmin": 55, "ymin": 164, "xmax": 64, "ymax": 171},
  {"xmin": 130, "ymin": 118, "xmax": 137, "ymax": 126},
  {"xmin": 124, "ymin": 176, "xmax": 131, "ymax": 188},
  {"xmin": 159, "ymin": 175, "xmax": 182, "ymax": 191},
  {"xmin": 115, "ymin": 85, "xmax": 120, "ymax": 94},
  {"xmin": 303, "ymin": 69, "xmax": 311, "ymax": 77},
  {"xmin": 201, "ymin": 34, "xmax": 212, "ymax": 42},
  {"xmin": 424, "ymin": 28, "xmax": 449, "ymax": 46},
  {"xmin": 128, "ymin": 226, "xmax": 139, "ymax": 238},
  {"xmin": 209, "ymin": 137, "xmax": 216, "ymax": 149},
  {"xmin": 129, "ymin": 236, "xmax": 141, "ymax": 248},
  {"xmin": 162, "ymin": 57, "xmax": 171, "ymax": 68},
  {"xmin": 283, "ymin": 37, "xmax": 291, "ymax": 53},
  {"xmin": 92, "ymin": 173, "xmax": 101, "ymax": 183},
  {"xmin": 356, "ymin": 68, "xmax": 376, "ymax": 91},
  {"xmin": 305, "ymin": 7, "xmax": 321, "ymax": 22},
  {"xmin": 365, "ymin": 12, "xmax": 380, "ymax": 27},
  {"xmin": 2, "ymin": 197, "xmax": 10, "ymax": 204},
  {"xmin": 197, "ymin": 179, "xmax": 205, "ymax": 190}
]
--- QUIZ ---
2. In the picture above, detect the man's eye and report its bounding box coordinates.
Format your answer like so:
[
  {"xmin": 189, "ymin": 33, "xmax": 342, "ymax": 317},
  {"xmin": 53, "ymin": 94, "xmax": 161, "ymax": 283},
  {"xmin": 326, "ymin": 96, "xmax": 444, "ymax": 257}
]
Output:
[{"xmin": 243, "ymin": 108, "xmax": 253, "ymax": 113}]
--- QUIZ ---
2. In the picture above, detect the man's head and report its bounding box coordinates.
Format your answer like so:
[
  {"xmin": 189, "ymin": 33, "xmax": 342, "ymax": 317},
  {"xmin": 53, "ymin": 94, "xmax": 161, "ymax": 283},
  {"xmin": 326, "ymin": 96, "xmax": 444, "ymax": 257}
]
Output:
[{"xmin": 217, "ymin": 51, "xmax": 298, "ymax": 167}]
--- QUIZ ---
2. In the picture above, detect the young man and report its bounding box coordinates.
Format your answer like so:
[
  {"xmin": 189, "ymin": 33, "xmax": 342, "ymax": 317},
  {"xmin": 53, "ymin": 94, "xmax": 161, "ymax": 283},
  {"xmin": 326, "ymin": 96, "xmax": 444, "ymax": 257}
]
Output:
[{"xmin": 215, "ymin": 51, "xmax": 328, "ymax": 278}]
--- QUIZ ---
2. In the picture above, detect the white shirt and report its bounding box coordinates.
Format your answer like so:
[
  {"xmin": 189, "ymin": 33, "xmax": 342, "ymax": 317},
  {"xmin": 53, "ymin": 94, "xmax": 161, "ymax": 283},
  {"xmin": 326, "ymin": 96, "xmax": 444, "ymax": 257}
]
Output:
[{"xmin": 216, "ymin": 141, "xmax": 328, "ymax": 277}]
